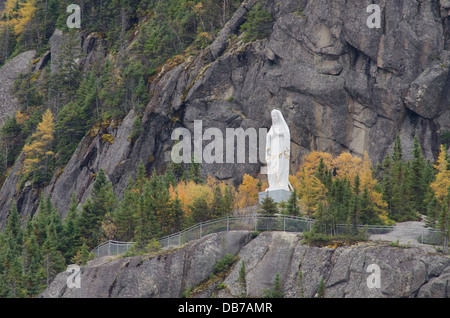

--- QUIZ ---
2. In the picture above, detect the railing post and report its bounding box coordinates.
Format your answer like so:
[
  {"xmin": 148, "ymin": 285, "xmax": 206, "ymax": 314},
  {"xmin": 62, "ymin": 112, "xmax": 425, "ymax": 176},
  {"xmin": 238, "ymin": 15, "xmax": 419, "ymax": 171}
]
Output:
[
  {"xmin": 178, "ymin": 233, "xmax": 181, "ymax": 246},
  {"xmin": 108, "ymin": 241, "xmax": 111, "ymax": 256},
  {"xmin": 283, "ymin": 216, "xmax": 286, "ymax": 232},
  {"xmin": 200, "ymin": 223, "xmax": 202, "ymax": 238},
  {"xmin": 227, "ymin": 217, "xmax": 230, "ymax": 231}
]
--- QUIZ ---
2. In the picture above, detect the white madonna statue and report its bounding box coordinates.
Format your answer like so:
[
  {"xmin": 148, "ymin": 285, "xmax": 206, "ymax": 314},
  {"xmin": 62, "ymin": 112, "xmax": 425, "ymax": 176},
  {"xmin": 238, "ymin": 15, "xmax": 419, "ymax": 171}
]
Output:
[{"xmin": 265, "ymin": 109, "xmax": 293, "ymax": 192}]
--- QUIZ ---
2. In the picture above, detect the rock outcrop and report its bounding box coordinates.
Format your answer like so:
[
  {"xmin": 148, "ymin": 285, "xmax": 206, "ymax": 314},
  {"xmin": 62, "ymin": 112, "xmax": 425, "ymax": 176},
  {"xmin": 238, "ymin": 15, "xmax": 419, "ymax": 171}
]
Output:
[
  {"xmin": 0, "ymin": 50, "xmax": 36, "ymax": 126},
  {"xmin": 1, "ymin": 0, "xmax": 450, "ymax": 223},
  {"xmin": 40, "ymin": 231, "xmax": 450, "ymax": 298}
]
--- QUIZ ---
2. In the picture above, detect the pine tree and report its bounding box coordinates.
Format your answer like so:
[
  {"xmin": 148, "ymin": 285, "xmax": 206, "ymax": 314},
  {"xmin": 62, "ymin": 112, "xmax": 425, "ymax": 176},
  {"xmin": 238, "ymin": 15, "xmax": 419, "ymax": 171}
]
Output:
[
  {"xmin": 347, "ymin": 194, "xmax": 360, "ymax": 236},
  {"xmin": 425, "ymin": 197, "xmax": 440, "ymax": 229},
  {"xmin": 114, "ymin": 177, "xmax": 137, "ymax": 242},
  {"xmin": 211, "ymin": 185, "xmax": 225, "ymax": 218},
  {"xmin": 263, "ymin": 273, "xmax": 284, "ymax": 298},
  {"xmin": 61, "ymin": 193, "xmax": 82, "ymax": 262},
  {"xmin": 286, "ymin": 189, "xmax": 300, "ymax": 216},
  {"xmin": 22, "ymin": 217, "xmax": 44, "ymax": 296},
  {"xmin": 190, "ymin": 195, "xmax": 211, "ymax": 223},
  {"xmin": 170, "ymin": 192, "xmax": 184, "ymax": 233},
  {"xmin": 383, "ymin": 135, "xmax": 415, "ymax": 221},
  {"xmin": 260, "ymin": 195, "xmax": 278, "ymax": 215},
  {"xmin": 411, "ymin": 136, "xmax": 428, "ymax": 213},
  {"xmin": 41, "ymin": 221, "xmax": 65, "ymax": 286},
  {"xmin": 240, "ymin": 4, "xmax": 273, "ymax": 42},
  {"xmin": 188, "ymin": 157, "xmax": 203, "ymax": 184},
  {"xmin": 223, "ymin": 185, "xmax": 234, "ymax": 216},
  {"xmin": 238, "ymin": 260, "xmax": 247, "ymax": 297},
  {"xmin": 78, "ymin": 169, "xmax": 117, "ymax": 249},
  {"xmin": 2, "ymin": 203, "xmax": 25, "ymax": 297}
]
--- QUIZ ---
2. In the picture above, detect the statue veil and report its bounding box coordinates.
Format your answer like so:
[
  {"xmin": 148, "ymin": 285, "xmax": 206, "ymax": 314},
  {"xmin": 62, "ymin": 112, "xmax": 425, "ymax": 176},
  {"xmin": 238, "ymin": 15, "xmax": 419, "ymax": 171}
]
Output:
[{"xmin": 265, "ymin": 109, "xmax": 293, "ymax": 192}]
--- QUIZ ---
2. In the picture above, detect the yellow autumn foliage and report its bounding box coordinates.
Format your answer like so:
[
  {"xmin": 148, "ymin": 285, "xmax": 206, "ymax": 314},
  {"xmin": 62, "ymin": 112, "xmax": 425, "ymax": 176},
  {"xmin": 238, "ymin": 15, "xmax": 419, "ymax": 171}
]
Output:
[
  {"xmin": 430, "ymin": 145, "xmax": 450, "ymax": 204},
  {"xmin": 22, "ymin": 109, "xmax": 54, "ymax": 176},
  {"xmin": 0, "ymin": 0, "xmax": 37, "ymax": 35}
]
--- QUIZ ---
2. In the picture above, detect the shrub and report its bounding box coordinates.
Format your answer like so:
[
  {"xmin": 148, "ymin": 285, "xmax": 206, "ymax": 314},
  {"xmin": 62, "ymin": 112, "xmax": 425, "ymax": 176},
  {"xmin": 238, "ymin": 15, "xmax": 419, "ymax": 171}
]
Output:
[
  {"xmin": 213, "ymin": 254, "xmax": 237, "ymax": 274},
  {"xmin": 240, "ymin": 4, "xmax": 273, "ymax": 42}
]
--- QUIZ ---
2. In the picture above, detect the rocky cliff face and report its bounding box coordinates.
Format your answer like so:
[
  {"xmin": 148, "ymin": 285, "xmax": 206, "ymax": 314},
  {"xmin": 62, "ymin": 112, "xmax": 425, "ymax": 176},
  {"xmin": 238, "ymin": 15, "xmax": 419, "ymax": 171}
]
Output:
[
  {"xmin": 1, "ymin": 0, "xmax": 450, "ymax": 223},
  {"xmin": 0, "ymin": 50, "xmax": 36, "ymax": 126},
  {"xmin": 40, "ymin": 231, "xmax": 450, "ymax": 298}
]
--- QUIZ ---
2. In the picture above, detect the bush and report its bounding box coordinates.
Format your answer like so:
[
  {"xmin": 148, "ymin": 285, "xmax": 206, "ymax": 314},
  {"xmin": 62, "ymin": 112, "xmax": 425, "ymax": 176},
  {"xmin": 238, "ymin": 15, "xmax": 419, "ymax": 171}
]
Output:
[
  {"xmin": 240, "ymin": 4, "xmax": 273, "ymax": 42},
  {"xmin": 213, "ymin": 254, "xmax": 237, "ymax": 274}
]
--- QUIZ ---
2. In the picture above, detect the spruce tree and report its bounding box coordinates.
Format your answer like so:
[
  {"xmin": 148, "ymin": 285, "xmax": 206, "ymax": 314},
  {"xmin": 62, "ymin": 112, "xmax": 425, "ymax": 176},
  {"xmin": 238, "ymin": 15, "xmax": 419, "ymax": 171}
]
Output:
[
  {"xmin": 114, "ymin": 177, "xmax": 137, "ymax": 242},
  {"xmin": 61, "ymin": 193, "xmax": 82, "ymax": 262},
  {"xmin": 411, "ymin": 136, "xmax": 427, "ymax": 213},
  {"xmin": 78, "ymin": 169, "xmax": 117, "ymax": 249},
  {"xmin": 260, "ymin": 195, "xmax": 278, "ymax": 215},
  {"xmin": 286, "ymin": 189, "xmax": 300, "ymax": 216},
  {"xmin": 2, "ymin": 203, "xmax": 25, "ymax": 297},
  {"xmin": 212, "ymin": 185, "xmax": 225, "ymax": 218}
]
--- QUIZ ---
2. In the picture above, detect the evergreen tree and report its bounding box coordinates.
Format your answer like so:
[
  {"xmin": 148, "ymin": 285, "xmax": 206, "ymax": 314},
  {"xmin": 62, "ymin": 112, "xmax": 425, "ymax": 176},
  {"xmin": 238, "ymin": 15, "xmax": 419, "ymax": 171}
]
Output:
[
  {"xmin": 190, "ymin": 195, "xmax": 211, "ymax": 223},
  {"xmin": 211, "ymin": 185, "xmax": 225, "ymax": 218},
  {"xmin": 188, "ymin": 157, "xmax": 203, "ymax": 184},
  {"xmin": 78, "ymin": 169, "xmax": 117, "ymax": 249},
  {"xmin": 286, "ymin": 189, "xmax": 300, "ymax": 216},
  {"xmin": 223, "ymin": 185, "xmax": 234, "ymax": 216},
  {"xmin": 1, "ymin": 203, "xmax": 25, "ymax": 297},
  {"xmin": 382, "ymin": 135, "xmax": 415, "ymax": 221},
  {"xmin": 263, "ymin": 273, "xmax": 284, "ymax": 298},
  {"xmin": 41, "ymin": 220, "xmax": 65, "ymax": 286},
  {"xmin": 411, "ymin": 136, "xmax": 428, "ymax": 213},
  {"xmin": 347, "ymin": 195, "xmax": 360, "ymax": 235},
  {"xmin": 240, "ymin": 4, "xmax": 273, "ymax": 42},
  {"xmin": 260, "ymin": 195, "xmax": 278, "ymax": 215},
  {"xmin": 61, "ymin": 193, "xmax": 82, "ymax": 263},
  {"xmin": 238, "ymin": 260, "xmax": 247, "ymax": 298},
  {"xmin": 425, "ymin": 197, "xmax": 440, "ymax": 229},
  {"xmin": 170, "ymin": 192, "xmax": 185, "ymax": 233},
  {"xmin": 114, "ymin": 177, "xmax": 137, "ymax": 242}
]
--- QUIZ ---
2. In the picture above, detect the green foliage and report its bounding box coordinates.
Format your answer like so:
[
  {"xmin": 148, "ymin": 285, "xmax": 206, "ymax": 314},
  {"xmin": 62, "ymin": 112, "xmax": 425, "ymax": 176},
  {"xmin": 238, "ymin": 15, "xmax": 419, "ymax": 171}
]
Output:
[
  {"xmin": 378, "ymin": 135, "xmax": 427, "ymax": 221},
  {"xmin": 286, "ymin": 189, "xmax": 300, "ymax": 216},
  {"xmin": 213, "ymin": 254, "xmax": 237, "ymax": 274},
  {"xmin": 263, "ymin": 273, "xmax": 284, "ymax": 298},
  {"xmin": 260, "ymin": 195, "xmax": 278, "ymax": 215},
  {"xmin": 317, "ymin": 278, "xmax": 325, "ymax": 298},
  {"xmin": 240, "ymin": 4, "xmax": 273, "ymax": 42},
  {"xmin": 238, "ymin": 260, "xmax": 247, "ymax": 297},
  {"xmin": 297, "ymin": 270, "xmax": 304, "ymax": 298},
  {"xmin": 78, "ymin": 169, "xmax": 117, "ymax": 249}
]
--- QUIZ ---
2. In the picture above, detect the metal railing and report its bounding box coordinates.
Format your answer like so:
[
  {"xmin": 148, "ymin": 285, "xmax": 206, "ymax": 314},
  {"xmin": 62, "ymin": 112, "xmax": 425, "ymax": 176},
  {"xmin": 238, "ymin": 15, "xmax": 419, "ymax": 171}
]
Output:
[
  {"xmin": 157, "ymin": 215, "xmax": 313, "ymax": 250},
  {"xmin": 91, "ymin": 215, "xmax": 448, "ymax": 258},
  {"xmin": 92, "ymin": 240, "xmax": 136, "ymax": 258}
]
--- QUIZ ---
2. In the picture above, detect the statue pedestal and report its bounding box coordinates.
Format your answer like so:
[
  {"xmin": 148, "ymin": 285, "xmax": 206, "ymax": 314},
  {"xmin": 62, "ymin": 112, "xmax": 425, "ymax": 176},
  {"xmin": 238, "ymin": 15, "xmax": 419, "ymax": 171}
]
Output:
[{"xmin": 259, "ymin": 189, "xmax": 291, "ymax": 204}]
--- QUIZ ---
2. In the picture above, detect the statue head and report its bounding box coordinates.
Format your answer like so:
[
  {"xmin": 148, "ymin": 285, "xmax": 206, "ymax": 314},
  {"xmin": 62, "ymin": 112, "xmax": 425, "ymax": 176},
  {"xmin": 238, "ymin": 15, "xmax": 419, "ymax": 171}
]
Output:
[{"xmin": 271, "ymin": 109, "xmax": 281, "ymax": 124}]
